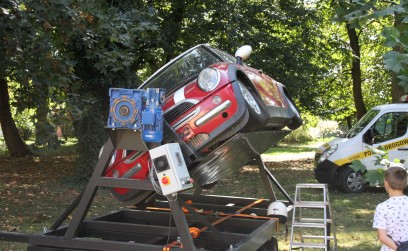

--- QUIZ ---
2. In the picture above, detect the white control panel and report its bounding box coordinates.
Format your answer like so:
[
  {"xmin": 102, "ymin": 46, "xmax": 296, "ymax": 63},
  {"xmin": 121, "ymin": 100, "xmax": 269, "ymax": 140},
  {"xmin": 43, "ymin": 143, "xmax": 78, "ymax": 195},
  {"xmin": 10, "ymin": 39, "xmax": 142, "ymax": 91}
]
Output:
[{"xmin": 149, "ymin": 143, "xmax": 193, "ymax": 196}]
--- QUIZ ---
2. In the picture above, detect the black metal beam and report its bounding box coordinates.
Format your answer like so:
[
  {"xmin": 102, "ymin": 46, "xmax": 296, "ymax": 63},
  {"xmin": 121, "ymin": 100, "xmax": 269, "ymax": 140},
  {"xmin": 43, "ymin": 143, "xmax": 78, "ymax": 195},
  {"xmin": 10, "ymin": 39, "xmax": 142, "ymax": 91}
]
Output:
[
  {"xmin": 0, "ymin": 231, "xmax": 31, "ymax": 243},
  {"xmin": 28, "ymin": 235, "xmax": 173, "ymax": 251},
  {"xmin": 64, "ymin": 139, "xmax": 115, "ymax": 239},
  {"xmin": 96, "ymin": 177, "xmax": 154, "ymax": 190},
  {"xmin": 21, "ymin": 128, "xmax": 292, "ymax": 250},
  {"xmin": 234, "ymin": 219, "xmax": 277, "ymax": 251}
]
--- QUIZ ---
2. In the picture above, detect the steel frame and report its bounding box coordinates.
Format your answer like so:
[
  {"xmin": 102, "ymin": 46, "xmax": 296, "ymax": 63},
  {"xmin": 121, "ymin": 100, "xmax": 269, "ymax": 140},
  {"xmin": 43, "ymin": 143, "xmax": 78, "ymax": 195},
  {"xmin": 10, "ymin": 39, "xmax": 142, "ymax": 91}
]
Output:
[{"xmin": 1, "ymin": 129, "xmax": 293, "ymax": 250}]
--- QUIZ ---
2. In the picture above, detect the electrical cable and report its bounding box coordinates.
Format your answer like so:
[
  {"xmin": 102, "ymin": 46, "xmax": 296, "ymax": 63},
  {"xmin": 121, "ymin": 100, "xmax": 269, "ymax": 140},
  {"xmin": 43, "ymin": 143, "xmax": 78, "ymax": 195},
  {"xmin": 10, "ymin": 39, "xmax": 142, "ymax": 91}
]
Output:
[{"xmin": 148, "ymin": 158, "xmax": 163, "ymax": 195}]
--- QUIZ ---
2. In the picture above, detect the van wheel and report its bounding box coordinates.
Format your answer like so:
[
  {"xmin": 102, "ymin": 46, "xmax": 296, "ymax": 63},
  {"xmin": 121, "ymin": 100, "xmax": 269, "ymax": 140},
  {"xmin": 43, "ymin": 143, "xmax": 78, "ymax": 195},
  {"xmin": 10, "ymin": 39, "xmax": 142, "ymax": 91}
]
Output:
[{"xmin": 338, "ymin": 167, "xmax": 366, "ymax": 193}]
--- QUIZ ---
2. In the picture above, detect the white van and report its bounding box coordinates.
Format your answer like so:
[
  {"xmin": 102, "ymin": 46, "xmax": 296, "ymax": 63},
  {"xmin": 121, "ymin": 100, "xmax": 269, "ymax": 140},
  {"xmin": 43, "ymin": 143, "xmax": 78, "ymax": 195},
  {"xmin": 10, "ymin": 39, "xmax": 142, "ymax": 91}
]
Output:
[{"xmin": 314, "ymin": 104, "xmax": 408, "ymax": 193}]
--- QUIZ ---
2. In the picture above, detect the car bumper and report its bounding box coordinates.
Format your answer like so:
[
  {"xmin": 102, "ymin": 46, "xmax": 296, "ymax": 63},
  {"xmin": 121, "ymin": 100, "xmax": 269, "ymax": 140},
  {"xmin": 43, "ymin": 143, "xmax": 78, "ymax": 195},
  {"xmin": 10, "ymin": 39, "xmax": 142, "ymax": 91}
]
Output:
[
  {"xmin": 314, "ymin": 158, "xmax": 339, "ymax": 184},
  {"xmin": 314, "ymin": 154, "xmax": 339, "ymax": 184}
]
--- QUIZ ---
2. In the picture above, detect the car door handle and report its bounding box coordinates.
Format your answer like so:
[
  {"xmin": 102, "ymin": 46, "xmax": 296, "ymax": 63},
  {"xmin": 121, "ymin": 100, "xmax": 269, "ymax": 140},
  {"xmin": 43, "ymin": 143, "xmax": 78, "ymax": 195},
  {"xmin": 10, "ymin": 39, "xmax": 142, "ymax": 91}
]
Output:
[{"xmin": 398, "ymin": 147, "xmax": 408, "ymax": 151}]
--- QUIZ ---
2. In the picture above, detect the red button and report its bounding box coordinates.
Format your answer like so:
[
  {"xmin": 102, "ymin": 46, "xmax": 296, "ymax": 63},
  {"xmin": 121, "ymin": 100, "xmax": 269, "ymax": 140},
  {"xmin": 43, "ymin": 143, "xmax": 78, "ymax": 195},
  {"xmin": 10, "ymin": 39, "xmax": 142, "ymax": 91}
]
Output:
[{"xmin": 161, "ymin": 176, "xmax": 170, "ymax": 185}]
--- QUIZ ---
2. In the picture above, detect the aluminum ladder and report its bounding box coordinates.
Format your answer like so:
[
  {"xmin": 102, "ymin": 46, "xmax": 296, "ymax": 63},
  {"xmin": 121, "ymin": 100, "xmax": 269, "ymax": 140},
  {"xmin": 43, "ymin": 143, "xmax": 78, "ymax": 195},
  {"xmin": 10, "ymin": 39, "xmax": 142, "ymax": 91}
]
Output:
[{"xmin": 289, "ymin": 183, "xmax": 337, "ymax": 250}]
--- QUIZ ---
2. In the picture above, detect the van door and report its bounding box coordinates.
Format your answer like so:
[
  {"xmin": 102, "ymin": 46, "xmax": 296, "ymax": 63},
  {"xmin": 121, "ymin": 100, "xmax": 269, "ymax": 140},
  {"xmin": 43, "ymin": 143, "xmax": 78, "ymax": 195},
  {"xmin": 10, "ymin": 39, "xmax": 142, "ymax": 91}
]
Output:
[{"xmin": 362, "ymin": 111, "xmax": 408, "ymax": 170}]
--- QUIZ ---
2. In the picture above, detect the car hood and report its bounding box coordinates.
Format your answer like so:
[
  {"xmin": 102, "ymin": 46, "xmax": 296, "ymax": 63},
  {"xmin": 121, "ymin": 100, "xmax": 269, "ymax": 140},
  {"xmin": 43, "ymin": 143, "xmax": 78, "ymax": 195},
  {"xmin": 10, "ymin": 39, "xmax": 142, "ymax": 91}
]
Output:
[{"xmin": 162, "ymin": 63, "xmax": 232, "ymax": 112}]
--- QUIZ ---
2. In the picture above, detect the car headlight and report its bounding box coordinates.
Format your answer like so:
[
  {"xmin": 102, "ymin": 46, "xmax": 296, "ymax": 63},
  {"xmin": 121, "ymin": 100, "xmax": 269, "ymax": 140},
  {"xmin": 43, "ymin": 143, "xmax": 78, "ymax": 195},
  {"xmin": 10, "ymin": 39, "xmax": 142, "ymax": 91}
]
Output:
[
  {"xmin": 319, "ymin": 144, "xmax": 338, "ymax": 163},
  {"xmin": 198, "ymin": 68, "xmax": 220, "ymax": 92}
]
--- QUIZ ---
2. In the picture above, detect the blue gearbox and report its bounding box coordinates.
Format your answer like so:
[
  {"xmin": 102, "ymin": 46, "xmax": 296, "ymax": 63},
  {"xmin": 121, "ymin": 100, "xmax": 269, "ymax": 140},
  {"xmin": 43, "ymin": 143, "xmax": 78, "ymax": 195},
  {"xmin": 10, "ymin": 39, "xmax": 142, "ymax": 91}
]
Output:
[{"xmin": 107, "ymin": 88, "xmax": 166, "ymax": 143}]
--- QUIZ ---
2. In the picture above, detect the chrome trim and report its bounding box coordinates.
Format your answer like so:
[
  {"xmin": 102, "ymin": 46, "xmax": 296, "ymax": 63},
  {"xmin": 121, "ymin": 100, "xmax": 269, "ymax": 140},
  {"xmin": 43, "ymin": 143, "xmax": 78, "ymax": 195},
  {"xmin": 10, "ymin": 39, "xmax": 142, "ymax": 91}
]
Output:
[
  {"xmin": 164, "ymin": 98, "xmax": 200, "ymax": 115},
  {"xmin": 124, "ymin": 151, "xmax": 144, "ymax": 164},
  {"xmin": 173, "ymin": 107, "xmax": 201, "ymax": 130},
  {"xmin": 195, "ymin": 100, "xmax": 232, "ymax": 127}
]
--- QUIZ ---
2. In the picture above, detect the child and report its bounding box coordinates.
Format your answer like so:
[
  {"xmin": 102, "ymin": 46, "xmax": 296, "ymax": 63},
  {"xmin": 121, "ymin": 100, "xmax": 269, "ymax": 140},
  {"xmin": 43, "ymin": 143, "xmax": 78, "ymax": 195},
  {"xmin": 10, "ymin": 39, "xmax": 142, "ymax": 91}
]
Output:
[{"xmin": 373, "ymin": 166, "xmax": 408, "ymax": 251}]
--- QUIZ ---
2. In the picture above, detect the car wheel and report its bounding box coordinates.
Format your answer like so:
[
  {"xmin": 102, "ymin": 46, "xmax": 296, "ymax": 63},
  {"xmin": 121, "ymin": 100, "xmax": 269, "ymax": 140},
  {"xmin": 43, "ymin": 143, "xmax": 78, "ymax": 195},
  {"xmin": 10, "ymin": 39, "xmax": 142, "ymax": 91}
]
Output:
[
  {"xmin": 237, "ymin": 80, "xmax": 268, "ymax": 130},
  {"xmin": 257, "ymin": 237, "xmax": 278, "ymax": 251},
  {"xmin": 338, "ymin": 167, "xmax": 366, "ymax": 193}
]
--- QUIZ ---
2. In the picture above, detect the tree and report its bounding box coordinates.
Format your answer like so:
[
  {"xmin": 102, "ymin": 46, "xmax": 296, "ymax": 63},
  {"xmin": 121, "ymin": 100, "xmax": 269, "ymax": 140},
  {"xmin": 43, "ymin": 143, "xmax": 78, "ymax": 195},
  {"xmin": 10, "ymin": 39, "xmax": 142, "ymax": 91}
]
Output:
[
  {"xmin": 150, "ymin": 0, "xmax": 333, "ymax": 111},
  {"xmin": 333, "ymin": 1, "xmax": 371, "ymax": 120},
  {"xmin": 5, "ymin": 0, "xmax": 392, "ymax": 178},
  {"xmin": 53, "ymin": 0, "xmax": 159, "ymax": 180},
  {"xmin": 346, "ymin": 22, "xmax": 367, "ymax": 119},
  {"xmin": 0, "ymin": 0, "xmax": 31, "ymax": 157},
  {"xmin": 0, "ymin": 79, "xmax": 31, "ymax": 157},
  {"xmin": 338, "ymin": 0, "xmax": 408, "ymax": 102}
]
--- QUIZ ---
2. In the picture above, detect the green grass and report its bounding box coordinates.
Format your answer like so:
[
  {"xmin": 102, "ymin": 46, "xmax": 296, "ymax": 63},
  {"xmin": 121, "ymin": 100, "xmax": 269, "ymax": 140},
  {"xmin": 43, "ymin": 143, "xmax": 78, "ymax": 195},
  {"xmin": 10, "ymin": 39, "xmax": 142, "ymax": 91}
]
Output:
[
  {"xmin": 206, "ymin": 159, "xmax": 385, "ymax": 251},
  {"xmin": 0, "ymin": 139, "xmax": 387, "ymax": 251},
  {"xmin": 262, "ymin": 140, "xmax": 327, "ymax": 158}
]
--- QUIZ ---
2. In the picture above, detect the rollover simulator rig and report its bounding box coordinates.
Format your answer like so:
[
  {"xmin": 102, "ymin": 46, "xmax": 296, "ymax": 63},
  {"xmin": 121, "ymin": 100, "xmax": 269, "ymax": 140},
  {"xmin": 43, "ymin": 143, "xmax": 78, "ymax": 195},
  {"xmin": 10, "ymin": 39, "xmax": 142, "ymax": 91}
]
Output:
[{"xmin": 0, "ymin": 87, "xmax": 294, "ymax": 251}]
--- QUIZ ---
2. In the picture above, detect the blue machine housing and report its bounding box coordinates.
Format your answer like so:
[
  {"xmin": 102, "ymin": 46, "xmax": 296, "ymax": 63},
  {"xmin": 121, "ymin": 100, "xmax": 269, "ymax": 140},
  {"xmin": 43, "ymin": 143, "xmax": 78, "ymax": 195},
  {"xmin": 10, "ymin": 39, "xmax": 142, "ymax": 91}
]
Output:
[
  {"xmin": 107, "ymin": 88, "xmax": 166, "ymax": 143},
  {"xmin": 141, "ymin": 88, "xmax": 166, "ymax": 142}
]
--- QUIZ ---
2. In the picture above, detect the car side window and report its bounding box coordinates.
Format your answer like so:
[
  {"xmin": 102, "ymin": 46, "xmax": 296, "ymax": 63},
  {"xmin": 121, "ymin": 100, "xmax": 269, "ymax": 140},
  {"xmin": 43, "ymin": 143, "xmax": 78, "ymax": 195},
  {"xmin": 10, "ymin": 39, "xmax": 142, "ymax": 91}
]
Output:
[{"xmin": 372, "ymin": 112, "xmax": 408, "ymax": 144}]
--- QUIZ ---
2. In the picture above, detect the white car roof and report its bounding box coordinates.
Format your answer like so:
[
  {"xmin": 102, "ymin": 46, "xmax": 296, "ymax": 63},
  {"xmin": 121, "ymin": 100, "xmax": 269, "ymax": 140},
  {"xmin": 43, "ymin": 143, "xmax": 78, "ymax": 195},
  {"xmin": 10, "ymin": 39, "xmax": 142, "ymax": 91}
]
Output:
[{"xmin": 372, "ymin": 103, "xmax": 408, "ymax": 111}]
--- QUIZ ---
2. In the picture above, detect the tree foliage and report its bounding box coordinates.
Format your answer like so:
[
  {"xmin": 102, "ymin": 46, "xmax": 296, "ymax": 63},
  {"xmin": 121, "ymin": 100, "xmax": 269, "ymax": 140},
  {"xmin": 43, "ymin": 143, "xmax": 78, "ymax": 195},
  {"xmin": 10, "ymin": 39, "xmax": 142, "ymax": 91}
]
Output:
[
  {"xmin": 338, "ymin": 0, "xmax": 408, "ymax": 100},
  {"xmin": 2, "ymin": 0, "xmax": 406, "ymax": 179}
]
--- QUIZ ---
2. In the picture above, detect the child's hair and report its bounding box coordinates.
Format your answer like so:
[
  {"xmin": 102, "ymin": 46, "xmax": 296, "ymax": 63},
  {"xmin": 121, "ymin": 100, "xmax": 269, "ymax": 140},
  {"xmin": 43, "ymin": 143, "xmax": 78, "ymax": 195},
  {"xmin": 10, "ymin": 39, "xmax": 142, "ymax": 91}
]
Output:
[{"xmin": 385, "ymin": 166, "xmax": 407, "ymax": 190}]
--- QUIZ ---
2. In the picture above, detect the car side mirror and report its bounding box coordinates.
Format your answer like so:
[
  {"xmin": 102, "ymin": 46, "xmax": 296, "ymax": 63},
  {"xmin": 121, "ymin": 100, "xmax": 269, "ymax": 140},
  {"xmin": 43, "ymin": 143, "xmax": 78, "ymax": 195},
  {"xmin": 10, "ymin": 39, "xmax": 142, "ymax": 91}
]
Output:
[
  {"xmin": 235, "ymin": 45, "xmax": 252, "ymax": 65},
  {"xmin": 363, "ymin": 128, "xmax": 375, "ymax": 145}
]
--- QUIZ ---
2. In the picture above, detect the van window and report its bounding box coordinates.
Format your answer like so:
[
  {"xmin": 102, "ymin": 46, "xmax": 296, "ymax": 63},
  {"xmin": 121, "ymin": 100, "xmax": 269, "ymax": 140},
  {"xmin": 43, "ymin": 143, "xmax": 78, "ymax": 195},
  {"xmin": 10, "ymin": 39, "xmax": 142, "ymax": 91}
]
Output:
[
  {"xmin": 371, "ymin": 112, "xmax": 408, "ymax": 144},
  {"xmin": 346, "ymin": 109, "xmax": 380, "ymax": 138}
]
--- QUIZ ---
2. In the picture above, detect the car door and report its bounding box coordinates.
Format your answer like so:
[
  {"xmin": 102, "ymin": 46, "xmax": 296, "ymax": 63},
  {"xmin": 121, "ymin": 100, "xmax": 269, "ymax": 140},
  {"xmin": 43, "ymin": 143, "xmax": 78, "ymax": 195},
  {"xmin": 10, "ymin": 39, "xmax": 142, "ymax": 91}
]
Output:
[{"xmin": 362, "ymin": 111, "xmax": 408, "ymax": 170}]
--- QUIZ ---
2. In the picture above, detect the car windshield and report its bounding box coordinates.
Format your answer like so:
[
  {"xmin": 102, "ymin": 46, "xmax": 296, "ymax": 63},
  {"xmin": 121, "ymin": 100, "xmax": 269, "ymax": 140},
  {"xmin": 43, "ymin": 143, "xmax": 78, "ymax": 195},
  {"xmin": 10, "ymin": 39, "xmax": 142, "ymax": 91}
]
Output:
[
  {"xmin": 142, "ymin": 46, "xmax": 228, "ymax": 93},
  {"xmin": 345, "ymin": 109, "xmax": 380, "ymax": 138}
]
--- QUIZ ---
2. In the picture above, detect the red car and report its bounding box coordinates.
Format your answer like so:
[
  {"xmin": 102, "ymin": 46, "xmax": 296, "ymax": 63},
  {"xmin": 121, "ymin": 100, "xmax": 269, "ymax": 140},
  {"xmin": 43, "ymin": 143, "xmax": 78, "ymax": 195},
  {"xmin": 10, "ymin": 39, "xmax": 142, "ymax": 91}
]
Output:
[{"xmin": 105, "ymin": 44, "xmax": 302, "ymax": 202}]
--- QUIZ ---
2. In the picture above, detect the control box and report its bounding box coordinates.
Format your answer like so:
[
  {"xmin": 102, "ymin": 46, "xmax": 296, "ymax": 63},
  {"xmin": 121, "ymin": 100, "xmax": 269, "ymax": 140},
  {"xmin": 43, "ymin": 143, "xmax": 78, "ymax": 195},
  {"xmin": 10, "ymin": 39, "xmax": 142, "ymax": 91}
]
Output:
[{"xmin": 149, "ymin": 143, "xmax": 193, "ymax": 196}]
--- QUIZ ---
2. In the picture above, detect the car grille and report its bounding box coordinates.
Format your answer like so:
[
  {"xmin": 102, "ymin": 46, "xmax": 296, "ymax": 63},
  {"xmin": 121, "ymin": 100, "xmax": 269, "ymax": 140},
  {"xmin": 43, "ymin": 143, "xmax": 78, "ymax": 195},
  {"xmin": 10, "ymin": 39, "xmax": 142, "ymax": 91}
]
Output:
[{"xmin": 164, "ymin": 102, "xmax": 196, "ymax": 124}]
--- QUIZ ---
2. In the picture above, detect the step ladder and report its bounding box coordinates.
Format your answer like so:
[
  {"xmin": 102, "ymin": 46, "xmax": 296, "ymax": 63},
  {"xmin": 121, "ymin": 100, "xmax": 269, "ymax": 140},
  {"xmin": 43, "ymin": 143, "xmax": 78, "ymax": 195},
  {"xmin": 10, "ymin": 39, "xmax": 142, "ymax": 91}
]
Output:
[{"xmin": 289, "ymin": 183, "xmax": 337, "ymax": 250}]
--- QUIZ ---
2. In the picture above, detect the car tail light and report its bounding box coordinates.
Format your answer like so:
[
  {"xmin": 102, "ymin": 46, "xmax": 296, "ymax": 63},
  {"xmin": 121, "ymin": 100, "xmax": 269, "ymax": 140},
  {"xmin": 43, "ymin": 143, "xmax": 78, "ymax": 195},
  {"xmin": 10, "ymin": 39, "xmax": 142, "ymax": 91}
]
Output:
[{"xmin": 187, "ymin": 133, "xmax": 209, "ymax": 149}]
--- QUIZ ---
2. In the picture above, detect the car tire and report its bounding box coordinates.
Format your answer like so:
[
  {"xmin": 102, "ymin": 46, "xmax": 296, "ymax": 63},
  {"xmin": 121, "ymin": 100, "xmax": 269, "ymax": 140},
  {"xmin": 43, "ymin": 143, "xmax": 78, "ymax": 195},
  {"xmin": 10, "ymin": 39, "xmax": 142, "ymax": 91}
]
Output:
[
  {"xmin": 237, "ymin": 80, "xmax": 268, "ymax": 130},
  {"xmin": 338, "ymin": 166, "xmax": 366, "ymax": 193},
  {"xmin": 257, "ymin": 237, "xmax": 278, "ymax": 251}
]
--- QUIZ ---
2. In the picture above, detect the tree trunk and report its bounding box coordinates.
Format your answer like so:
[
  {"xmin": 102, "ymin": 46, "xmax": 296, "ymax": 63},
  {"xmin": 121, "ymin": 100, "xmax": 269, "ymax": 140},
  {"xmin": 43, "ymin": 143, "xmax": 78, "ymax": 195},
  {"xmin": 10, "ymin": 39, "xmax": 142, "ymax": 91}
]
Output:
[
  {"xmin": 161, "ymin": 1, "xmax": 185, "ymax": 62},
  {"xmin": 0, "ymin": 78, "xmax": 31, "ymax": 157},
  {"xmin": 74, "ymin": 98, "xmax": 108, "ymax": 181},
  {"xmin": 346, "ymin": 24, "xmax": 367, "ymax": 120},
  {"xmin": 346, "ymin": 116, "xmax": 352, "ymax": 130},
  {"xmin": 34, "ymin": 83, "xmax": 59, "ymax": 148}
]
